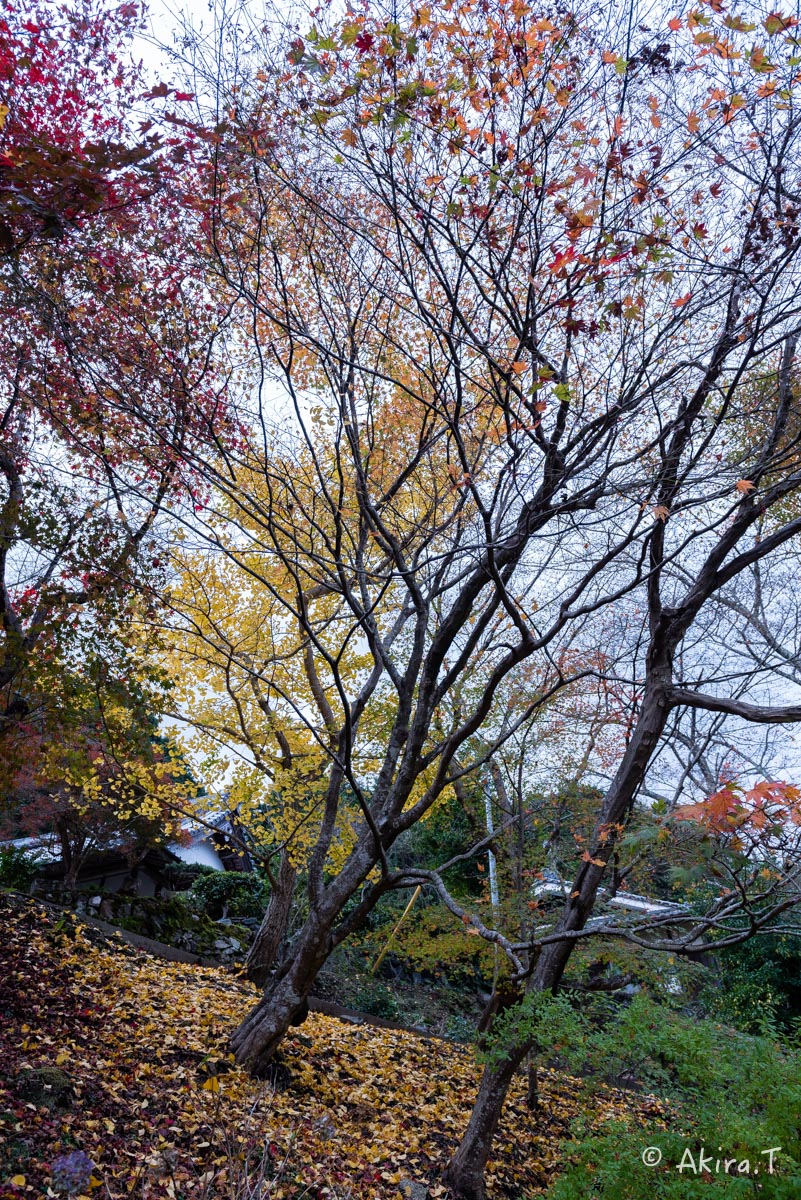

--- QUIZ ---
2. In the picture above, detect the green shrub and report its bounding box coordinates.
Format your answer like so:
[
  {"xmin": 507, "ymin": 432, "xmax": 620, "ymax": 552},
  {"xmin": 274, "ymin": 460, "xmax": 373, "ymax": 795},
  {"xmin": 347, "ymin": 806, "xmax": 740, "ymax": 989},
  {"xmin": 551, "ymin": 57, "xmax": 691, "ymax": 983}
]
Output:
[
  {"xmin": 548, "ymin": 1120, "xmax": 801, "ymax": 1199},
  {"xmin": 544, "ymin": 996, "xmax": 801, "ymax": 1199},
  {"xmin": 703, "ymin": 934, "xmax": 801, "ymax": 1033},
  {"xmin": 349, "ymin": 976, "xmax": 400, "ymax": 1020},
  {"xmin": 188, "ymin": 870, "xmax": 268, "ymax": 919},
  {"xmin": 444, "ymin": 1013, "xmax": 477, "ymax": 1043},
  {"xmin": 0, "ymin": 845, "xmax": 41, "ymax": 891}
]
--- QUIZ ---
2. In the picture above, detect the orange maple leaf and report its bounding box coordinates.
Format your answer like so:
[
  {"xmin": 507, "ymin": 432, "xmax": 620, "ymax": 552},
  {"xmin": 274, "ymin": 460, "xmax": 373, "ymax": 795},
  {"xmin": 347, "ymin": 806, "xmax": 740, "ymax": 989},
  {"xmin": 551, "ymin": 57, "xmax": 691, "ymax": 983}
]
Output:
[{"xmin": 581, "ymin": 850, "xmax": 606, "ymax": 867}]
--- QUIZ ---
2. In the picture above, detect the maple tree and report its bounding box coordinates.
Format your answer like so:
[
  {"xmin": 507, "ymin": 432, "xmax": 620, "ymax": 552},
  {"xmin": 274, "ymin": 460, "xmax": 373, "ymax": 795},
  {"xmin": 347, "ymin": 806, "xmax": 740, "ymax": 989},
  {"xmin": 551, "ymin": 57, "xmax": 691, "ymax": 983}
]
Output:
[
  {"xmin": 0, "ymin": 0, "xmax": 158, "ymax": 252},
  {"xmin": 0, "ymin": 633, "xmax": 192, "ymax": 891},
  {"xmin": 0, "ymin": 0, "xmax": 228, "ymax": 820}
]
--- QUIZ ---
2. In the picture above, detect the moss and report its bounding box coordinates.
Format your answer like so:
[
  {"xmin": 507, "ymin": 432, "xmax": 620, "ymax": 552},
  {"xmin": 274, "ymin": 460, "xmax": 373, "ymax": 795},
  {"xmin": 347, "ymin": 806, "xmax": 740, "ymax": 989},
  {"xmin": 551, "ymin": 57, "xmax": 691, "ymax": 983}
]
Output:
[
  {"xmin": 16, "ymin": 1067, "xmax": 74, "ymax": 1110},
  {"xmin": 96, "ymin": 894, "xmax": 229, "ymax": 949}
]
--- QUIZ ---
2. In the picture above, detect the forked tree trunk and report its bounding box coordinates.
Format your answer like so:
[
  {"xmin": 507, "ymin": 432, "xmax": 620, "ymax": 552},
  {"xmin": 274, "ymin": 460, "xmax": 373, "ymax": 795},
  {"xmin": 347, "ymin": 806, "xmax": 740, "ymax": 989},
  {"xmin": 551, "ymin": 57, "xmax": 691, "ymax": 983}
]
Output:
[
  {"xmin": 231, "ymin": 837, "xmax": 387, "ymax": 1071},
  {"xmin": 245, "ymin": 851, "xmax": 297, "ymax": 988},
  {"xmin": 57, "ymin": 820, "xmax": 85, "ymax": 897}
]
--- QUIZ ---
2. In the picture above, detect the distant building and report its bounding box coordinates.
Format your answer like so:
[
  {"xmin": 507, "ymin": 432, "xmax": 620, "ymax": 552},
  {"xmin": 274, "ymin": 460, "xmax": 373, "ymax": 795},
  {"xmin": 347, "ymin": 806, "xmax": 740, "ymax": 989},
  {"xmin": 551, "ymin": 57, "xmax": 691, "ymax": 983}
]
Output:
[
  {"xmin": 0, "ymin": 814, "xmax": 252, "ymax": 896},
  {"xmin": 532, "ymin": 868, "xmax": 690, "ymax": 927}
]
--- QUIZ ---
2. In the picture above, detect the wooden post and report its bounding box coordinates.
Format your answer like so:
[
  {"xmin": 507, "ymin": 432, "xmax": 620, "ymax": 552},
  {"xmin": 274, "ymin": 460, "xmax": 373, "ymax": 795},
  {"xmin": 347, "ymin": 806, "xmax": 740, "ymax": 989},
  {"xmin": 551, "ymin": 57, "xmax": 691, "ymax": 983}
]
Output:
[{"xmin": 369, "ymin": 885, "xmax": 422, "ymax": 975}]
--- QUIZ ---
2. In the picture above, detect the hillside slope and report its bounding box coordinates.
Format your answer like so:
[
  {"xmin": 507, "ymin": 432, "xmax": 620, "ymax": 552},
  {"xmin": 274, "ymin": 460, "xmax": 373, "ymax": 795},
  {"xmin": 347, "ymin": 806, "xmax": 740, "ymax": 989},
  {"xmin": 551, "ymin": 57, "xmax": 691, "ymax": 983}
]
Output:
[{"xmin": 0, "ymin": 895, "xmax": 658, "ymax": 1199}]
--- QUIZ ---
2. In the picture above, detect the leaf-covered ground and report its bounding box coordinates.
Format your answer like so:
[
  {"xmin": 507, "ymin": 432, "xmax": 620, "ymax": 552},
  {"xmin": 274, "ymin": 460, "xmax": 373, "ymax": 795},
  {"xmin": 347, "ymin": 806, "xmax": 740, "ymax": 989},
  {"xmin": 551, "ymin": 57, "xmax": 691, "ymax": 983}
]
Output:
[{"xmin": 0, "ymin": 895, "xmax": 664, "ymax": 1199}]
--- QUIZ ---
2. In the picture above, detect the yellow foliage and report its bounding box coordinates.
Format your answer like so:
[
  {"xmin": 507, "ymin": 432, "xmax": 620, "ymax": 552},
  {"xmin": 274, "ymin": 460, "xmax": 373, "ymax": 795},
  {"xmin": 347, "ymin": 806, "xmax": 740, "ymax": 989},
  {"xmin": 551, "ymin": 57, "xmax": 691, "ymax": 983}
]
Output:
[{"xmin": 1, "ymin": 896, "xmax": 670, "ymax": 1198}]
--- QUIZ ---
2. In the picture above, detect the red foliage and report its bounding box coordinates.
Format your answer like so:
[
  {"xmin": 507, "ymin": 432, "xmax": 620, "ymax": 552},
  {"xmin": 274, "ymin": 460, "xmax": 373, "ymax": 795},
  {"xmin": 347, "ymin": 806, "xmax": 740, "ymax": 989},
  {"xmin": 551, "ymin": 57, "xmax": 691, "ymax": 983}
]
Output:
[
  {"xmin": 0, "ymin": 0, "xmax": 228, "ymax": 711},
  {"xmin": 673, "ymin": 779, "xmax": 801, "ymax": 835},
  {"xmin": 0, "ymin": 0, "xmax": 160, "ymax": 250}
]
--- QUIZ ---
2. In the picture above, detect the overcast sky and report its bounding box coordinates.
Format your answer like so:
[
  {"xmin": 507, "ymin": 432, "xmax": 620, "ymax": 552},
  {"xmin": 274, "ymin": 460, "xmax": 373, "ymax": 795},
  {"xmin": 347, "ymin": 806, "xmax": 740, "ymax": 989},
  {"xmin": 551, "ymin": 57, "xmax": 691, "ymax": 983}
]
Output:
[{"xmin": 134, "ymin": 0, "xmax": 211, "ymax": 84}]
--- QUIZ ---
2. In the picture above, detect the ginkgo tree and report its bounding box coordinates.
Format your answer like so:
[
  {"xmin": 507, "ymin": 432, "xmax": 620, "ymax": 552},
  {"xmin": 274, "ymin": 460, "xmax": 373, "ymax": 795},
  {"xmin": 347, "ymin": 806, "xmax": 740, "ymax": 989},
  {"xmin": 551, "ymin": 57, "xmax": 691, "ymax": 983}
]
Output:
[
  {"xmin": 147, "ymin": 0, "xmax": 801, "ymax": 1192},
  {"xmin": 166, "ymin": 517, "xmax": 370, "ymax": 985}
]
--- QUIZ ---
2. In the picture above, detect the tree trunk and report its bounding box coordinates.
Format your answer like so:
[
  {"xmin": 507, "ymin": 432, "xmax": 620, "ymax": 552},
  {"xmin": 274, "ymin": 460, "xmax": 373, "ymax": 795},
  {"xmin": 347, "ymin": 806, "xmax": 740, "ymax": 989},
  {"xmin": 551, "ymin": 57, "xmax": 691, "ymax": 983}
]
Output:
[
  {"xmin": 231, "ymin": 913, "xmax": 331, "ymax": 1074},
  {"xmin": 231, "ymin": 823, "xmax": 399, "ymax": 1072},
  {"xmin": 57, "ymin": 819, "xmax": 85, "ymax": 897},
  {"xmin": 445, "ymin": 679, "xmax": 673, "ymax": 1196},
  {"xmin": 443, "ymin": 1040, "xmax": 530, "ymax": 1200},
  {"xmin": 525, "ymin": 1055, "xmax": 539, "ymax": 1111},
  {"xmin": 245, "ymin": 851, "xmax": 297, "ymax": 988}
]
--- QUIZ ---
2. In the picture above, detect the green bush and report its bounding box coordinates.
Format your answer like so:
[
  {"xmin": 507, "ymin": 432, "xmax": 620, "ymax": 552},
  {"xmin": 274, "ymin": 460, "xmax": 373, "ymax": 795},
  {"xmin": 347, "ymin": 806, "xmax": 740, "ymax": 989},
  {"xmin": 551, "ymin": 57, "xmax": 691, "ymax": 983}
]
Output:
[
  {"xmin": 349, "ymin": 976, "xmax": 400, "ymax": 1020},
  {"xmin": 392, "ymin": 798, "xmax": 480, "ymax": 896},
  {"xmin": 548, "ymin": 1120, "xmax": 801, "ymax": 1200},
  {"xmin": 0, "ymin": 845, "xmax": 41, "ymax": 891},
  {"xmin": 188, "ymin": 870, "xmax": 268, "ymax": 919},
  {"xmin": 444, "ymin": 1012, "xmax": 477, "ymax": 1043},
  {"xmin": 544, "ymin": 995, "xmax": 801, "ymax": 1199},
  {"xmin": 703, "ymin": 934, "xmax": 801, "ymax": 1033}
]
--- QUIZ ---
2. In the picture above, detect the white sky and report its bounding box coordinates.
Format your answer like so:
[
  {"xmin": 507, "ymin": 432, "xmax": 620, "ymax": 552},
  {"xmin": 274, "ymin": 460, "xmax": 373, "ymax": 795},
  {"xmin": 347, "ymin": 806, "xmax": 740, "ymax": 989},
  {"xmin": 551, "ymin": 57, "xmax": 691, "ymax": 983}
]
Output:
[{"xmin": 134, "ymin": 0, "xmax": 211, "ymax": 84}]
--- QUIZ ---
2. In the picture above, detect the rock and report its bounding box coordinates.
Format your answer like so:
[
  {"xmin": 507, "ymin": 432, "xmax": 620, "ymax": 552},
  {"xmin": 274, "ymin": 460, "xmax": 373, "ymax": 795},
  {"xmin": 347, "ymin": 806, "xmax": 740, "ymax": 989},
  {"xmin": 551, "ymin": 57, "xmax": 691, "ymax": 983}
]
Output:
[
  {"xmin": 147, "ymin": 1148, "xmax": 178, "ymax": 1176},
  {"xmin": 399, "ymin": 1181, "xmax": 429, "ymax": 1200},
  {"xmin": 16, "ymin": 1067, "xmax": 75, "ymax": 1110},
  {"xmin": 211, "ymin": 935, "xmax": 244, "ymax": 960},
  {"xmin": 313, "ymin": 1114, "xmax": 337, "ymax": 1141},
  {"xmin": 89, "ymin": 895, "xmax": 102, "ymax": 908}
]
